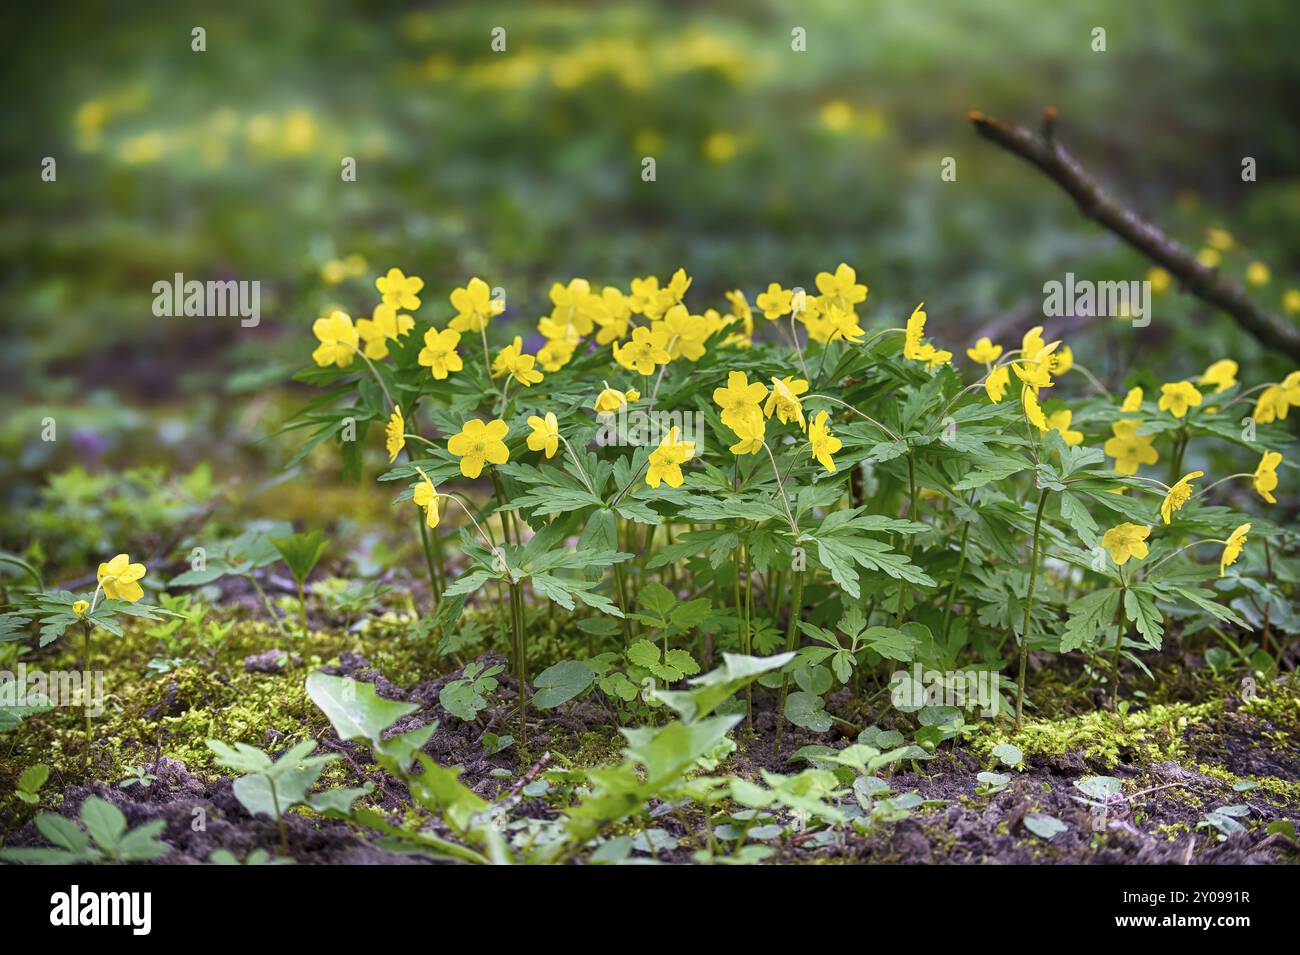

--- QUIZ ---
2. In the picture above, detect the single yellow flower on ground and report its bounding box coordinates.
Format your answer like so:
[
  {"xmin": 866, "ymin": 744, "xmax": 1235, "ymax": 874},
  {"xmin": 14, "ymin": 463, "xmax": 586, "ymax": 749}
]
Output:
[
  {"xmin": 1104, "ymin": 420, "xmax": 1159, "ymax": 475},
  {"xmin": 646, "ymin": 427, "xmax": 695, "ymax": 488},
  {"xmin": 1160, "ymin": 470, "xmax": 1203, "ymax": 523},
  {"xmin": 613, "ymin": 325, "xmax": 672, "ymax": 375},
  {"xmin": 385, "ymin": 407, "xmax": 406, "ymax": 463},
  {"xmin": 764, "ymin": 376, "xmax": 809, "ymax": 428},
  {"xmin": 1046, "ymin": 409, "xmax": 1083, "ymax": 446},
  {"xmin": 412, "ymin": 468, "xmax": 440, "ymax": 529},
  {"xmin": 98, "ymin": 553, "xmax": 147, "ymax": 602},
  {"xmin": 1121, "ymin": 387, "xmax": 1143, "ymax": 412},
  {"xmin": 756, "ymin": 283, "xmax": 793, "ymax": 319},
  {"xmin": 1157, "ymin": 381, "xmax": 1203, "ymax": 418},
  {"xmin": 1101, "ymin": 523, "xmax": 1150, "ymax": 565},
  {"xmin": 808, "ymin": 411, "xmax": 843, "ymax": 473},
  {"xmin": 1253, "ymin": 451, "xmax": 1282, "ymax": 504},
  {"xmin": 376, "ymin": 267, "xmax": 424, "ymax": 311},
  {"xmin": 449, "ymin": 277, "xmax": 503, "ymax": 333},
  {"xmin": 448, "ymin": 418, "xmax": 510, "ymax": 479},
  {"xmin": 966, "ymin": 337, "xmax": 1002, "ymax": 364},
  {"xmin": 1220, "ymin": 523, "xmax": 1250, "ymax": 576},
  {"xmin": 1199, "ymin": 359, "xmax": 1238, "ymax": 394},
  {"xmin": 417, "ymin": 327, "xmax": 463, "ymax": 380},
  {"xmin": 985, "ymin": 364, "xmax": 1010, "ymax": 402},
  {"xmin": 527, "ymin": 412, "xmax": 561, "ymax": 459},
  {"xmin": 311, "ymin": 310, "xmax": 358, "ymax": 368},
  {"xmin": 713, "ymin": 371, "xmax": 768, "ymax": 437}
]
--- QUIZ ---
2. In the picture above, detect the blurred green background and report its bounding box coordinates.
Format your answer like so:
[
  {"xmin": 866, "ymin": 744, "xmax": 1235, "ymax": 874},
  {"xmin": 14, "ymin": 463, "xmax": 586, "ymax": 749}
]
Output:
[{"xmin": 3, "ymin": 0, "xmax": 1298, "ymax": 577}]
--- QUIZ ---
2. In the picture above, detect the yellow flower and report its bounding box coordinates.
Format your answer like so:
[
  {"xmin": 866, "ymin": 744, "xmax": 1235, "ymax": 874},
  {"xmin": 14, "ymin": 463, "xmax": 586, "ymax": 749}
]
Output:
[
  {"xmin": 1220, "ymin": 523, "xmax": 1250, "ymax": 576},
  {"xmin": 627, "ymin": 275, "xmax": 661, "ymax": 315},
  {"xmin": 613, "ymin": 324, "xmax": 672, "ymax": 375},
  {"xmin": 1253, "ymin": 450, "xmax": 1282, "ymax": 504},
  {"xmin": 311, "ymin": 310, "xmax": 358, "ymax": 368},
  {"xmin": 385, "ymin": 408, "xmax": 406, "ymax": 463},
  {"xmin": 1104, "ymin": 420, "xmax": 1159, "ymax": 476},
  {"xmin": 1147, "ymin": 267, "xmax": 1171, "ymax": 294},
  {"xmin": 537, "ymin": 338, "xmax": 576, "ymax": 372},
  {"xmin": 902, "ymin": 303, "xmax": 950, "ymax": 368},
  {"xmin": 1046, "ymin": 409, "xmax": 1083, "ymax": 446},
  {"xmin": 526, "ymin": 412, "xmax": 560, "ymax": 459},
  {"xmin": 449, "ymin": 277, "xmax": 503, "ymax": 333},
  {"xmin": 491, "ymin": 337, "xmax": 544, "ymax": 387},
  {"xmin": 356, "ymin": 303, "xmax": 414, "ymax": 360},
  {"xmin": 376, "ymin": 267, "xmax": 424, "ymax": 311},
  {"xmin": 412, "ymin": 468, "xmax": 440, "ymax": 529},
  {"xmin": 808, "ymin": 411, "xmax": 843, "ymax": 473},
  {"xmin": 1021, "ymin": 326, "xmax": 1050, "ymax": 361},
  {"xmin": 1101, "ymin": 523, "xmax": 1150, "ymax": 566},
  {"xmin": 417, "ymin": 327, "xmax": 463, "ymax": 380},
  {"xmin": 966, "ymin": 337, "xmax": 1002, "ymax": 364},
  {"xmin": 1013, "ymin": 355, "xmax": 1055, "ymax": 390},
  {"xmin": 642, "ymin": 268, "xmax": 691, "ymax": 320},
  {"xmin": 546, "ymin": 278, "xmax": 596, "ymax": 337},
  {"xmin": 1199, "ymin": 359, "xmax": 1238, "ymax": 394},
  {"xmin": 756, "ymin": 283, "xmax": 794, "ymax": 319},
  {"xmin": 725, "ymin": 290, "xmax": 752, "ymax": 326},
  {"xmin": 1052, "ymin": 345, "xmax": 1073, "ymax": 375},
  {"xmin": 825, "ymin": 304, "xmax": 866, "ymax": 345},
  {"xmin": 1022, "ymin": 387, "xmax": 1049, "ymax": 432},
  {"xmin": 1157, "ymin": 381, "xmax": 1202, "ymax": 418},
  {"xmin": 985, "ymin": 364, "xmax": 1010, "ymax": 402},
  {"xmin": 646, "ymin": 426, "xmax": 695, "ymax": 488},
  {"xmin": 1252, "ymin": 385, "xmax": 1289, "ymax": 424},
  {"xmin": 764, "ymin": 376, "xmax": 809, "ymax": 429},
  {"xmin": 1285, "ymin": 371, "xmax": 1300, "ymax": 405},
  {"xmin": 1121, "ymin": 387, "xmax": 1143, "ymax": 412},
  {"xmin": 713, "ymin": 371, "xmax": 768, "ymax": 438},
  {"xmin": 594, "ymin": 383, "xmax": 639, "ymax": 415},
  {"xmin": 1246, "ymin": 261, "xmax": 1270, "ymax": 286},
  {"xmin": 1197, "ymin": 247, "xmax": 1221, "ymax": 269},
  {"xmin": 97, "ymin": 553, "xmax": 147, "ymax": 603},
  {"xmin": 820, "ymin": 99, "xmax": 853, "ymax": 131},
  {"xmin": 704, "ymin": 131, "xmax": 738, "ymax": 164},
  {"xmin": 447, "ymin": 418, "xmax": 510, "ymax": 479},
  {"xmin": 729, "ymin": 430, "xmax": 765, "ymax": 455},
  {"xmin": 1283, "ymin": 289, "xmax": 1300, "ymax": 313},
  {"xmin": 658, "ymin": 305, "xmax": 710, "ymax": 361},
  {"xmin": 72, "ymin": 600, "xmax": 90, "ymax": 617},
  {"xmin": 1160, "ymin": 470, "xmax": 1203, "ymax": 523},
  {"xmin": 587, "ymin": 287, "xmax": 632, "ymax": 344},
  {"xmin": 815, "ymin": 263, "xmax": 868, "ymax": 313},
  {"xmin": 1206, "ymin": 227, "xmax": 1233, "ymax": 251}
]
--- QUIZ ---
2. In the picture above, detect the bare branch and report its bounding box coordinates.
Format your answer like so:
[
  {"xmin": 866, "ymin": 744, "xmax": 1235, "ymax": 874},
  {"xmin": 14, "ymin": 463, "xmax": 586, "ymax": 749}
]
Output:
[{"xmin": 969, "ymin": 108, "xmax": 1300, "ymax": 362}]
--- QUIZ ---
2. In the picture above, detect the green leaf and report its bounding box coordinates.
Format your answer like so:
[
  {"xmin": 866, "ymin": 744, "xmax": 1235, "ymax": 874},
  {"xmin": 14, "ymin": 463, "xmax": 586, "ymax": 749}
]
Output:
[
  {"xmin": 306, "ymin": 672, "xmax": 419, "ymax": 748},
  {"xmin": 785, "ymin": 691, "xmax": 832, "ymax": 732},
  {"xmin": 271, "ymin": 529, "xmax": 329, "ymax": 587},
  {"xmin": 79, "ymin": 796, "xmax": 127, "ymax": 850},
  {"xmin": 532, "ymin": 661, "xmax": 595, "ymax": 709}
]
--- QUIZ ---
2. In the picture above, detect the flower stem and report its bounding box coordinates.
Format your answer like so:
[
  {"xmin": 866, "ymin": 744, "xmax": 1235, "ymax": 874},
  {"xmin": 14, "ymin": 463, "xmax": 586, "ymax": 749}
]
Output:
[
  {"xmin": 941, "ymin": 520, "xmax": 970, "ymax": 641},
  {"xmin": 1109, "ymin": 592, "xmax": 1128, "ymax": 712},
  {"xmin": 773, "ymin": 570, "xmax": 806, "ymax": 755},
  {"xmin": 1015, "ymin": 488, "xmax": 1050, "ymax": 728}
]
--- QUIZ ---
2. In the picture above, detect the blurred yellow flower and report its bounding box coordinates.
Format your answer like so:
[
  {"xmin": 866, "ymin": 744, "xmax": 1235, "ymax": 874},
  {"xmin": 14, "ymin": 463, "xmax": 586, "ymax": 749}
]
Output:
[
  {"xmin": 1147, "ymin": 267, "xmax": 1172, "ymax": 294},
  {"xmin": 1253, "ymin": 384, "xmax": 1289, "ymax": 423},
  {"xmin": 1283, "ymin": 289, "xmax": 1300, "ymax": 313},
  {"xmin": 985, "ymin": 365, "xmax": 1010, "ymax": 402},
  {"xmin": 1199, "ymin": 359, "xmax": 1238, "ymax": 394},
  {"xmin": 357, "ymin": 303, "xmax": 414, "ymax": 360},
  {"xmin": 412, "ymin": 468, "xmax": 440, "ymax": 529},
  {"xmin": 449, "ymin": 277, "xmax": 503, "ymax": 333},
  {"xmin": 1246, "ymin": 261, "xmax": 1271, "ymax": 286},
  {"xmin": 311, "ymin": 310, "xmax": 358, "ymax": 368},
  {"xmin": 1121, "ymin": 387, "xmax": 1143, "ymax": 412},
  {"xmin": 704, "ymin": 131, "xmax": 738, "ymax": 163},
  {"xmin": 1206, "ymin": 227, "xmax": 1233, "ymax": 251},
  {"xmin": 820, "ymin": 100, "xmax": 854, "ymax": 131},
  {"xmin": 966, "ymin": 337, "xmax": 1002, "ymax": 364},
  {"xmin": 385, "ymin": 408, "xmax": 405, "ymax": 463},
  {"xmin": 1157, "ymin": 381, "xmax": 1202, "ymax": 418},
  {"xmin": 1046, "ymin": 409, "xmax": 1082, "ymax": 446},
  {"xmin": 1197, "ymin": 248, "xmax": 1221, "ymax": 269}
]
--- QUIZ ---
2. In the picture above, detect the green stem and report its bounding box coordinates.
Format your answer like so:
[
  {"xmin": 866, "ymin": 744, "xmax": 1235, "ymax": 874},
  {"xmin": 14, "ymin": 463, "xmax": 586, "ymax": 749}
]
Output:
[
  {"xmin": 1109, "ymin": 592, "xmax": 1128, "ymax": 712},
  {"xmin": 83, "ymin": 620, "xmax": 93, "ymax": 770},
  {"xmin": 773, "ymin": 570, "xmax": 806, "ymax": 755},
  {"xmin": 269, "ymin": 779, "xmax": 288, "ymax": 853},
  {"xmin": 1015, "ymin": 488, "xmax": 1050, "ymax": 728},
  {"xmin": 894, "ymin": 453, "xmax": 918, "ymax": 625},
  {"xmin": 941, "ymin": 520, "xmax": 971, "ymax": 641},
  {"xmin": 296, "ymin": 580, "xmax": 309, "ymax": 649},
  {"xmin": 510, "ymin": 580, "xmax": 528, "ymax": 749}
]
